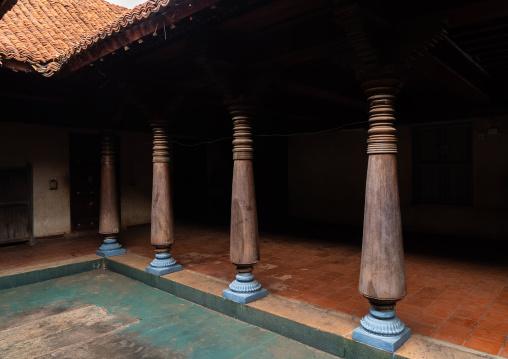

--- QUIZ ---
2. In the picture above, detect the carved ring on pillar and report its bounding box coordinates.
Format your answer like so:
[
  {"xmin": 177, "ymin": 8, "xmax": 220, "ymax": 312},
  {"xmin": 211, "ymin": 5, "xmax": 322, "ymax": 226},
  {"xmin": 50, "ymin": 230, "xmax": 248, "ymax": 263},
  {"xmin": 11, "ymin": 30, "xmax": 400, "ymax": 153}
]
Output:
[
  {"xmin": 362, "ymin": 79, "xmax": 400, "ymax": 155},
  {"xmin": 152, "ymin": 121, "xmax": 170, "ymax": 163},
  {"xmin": 229, "ymin": 105, "xmax": 256, "ymax": 161}
]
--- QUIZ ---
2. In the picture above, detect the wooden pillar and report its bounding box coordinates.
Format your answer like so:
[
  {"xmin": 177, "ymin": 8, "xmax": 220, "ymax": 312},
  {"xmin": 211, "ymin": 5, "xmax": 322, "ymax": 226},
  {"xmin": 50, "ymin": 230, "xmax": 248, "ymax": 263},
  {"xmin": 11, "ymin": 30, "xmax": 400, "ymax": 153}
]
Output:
[
  {"xmin": 222, "ymin": 104, "xmax": 267, "ymax": 304},
  {"xmin": 352, "ymin": 79, "xmax": 411, "ymax": 352},
  {"xmin": 145, "ymin": 121, "xmax": 182, "ymax": 275},
  {"xmin": 96, "ymin": 134, "xmax": 125, "ymax": 257}
]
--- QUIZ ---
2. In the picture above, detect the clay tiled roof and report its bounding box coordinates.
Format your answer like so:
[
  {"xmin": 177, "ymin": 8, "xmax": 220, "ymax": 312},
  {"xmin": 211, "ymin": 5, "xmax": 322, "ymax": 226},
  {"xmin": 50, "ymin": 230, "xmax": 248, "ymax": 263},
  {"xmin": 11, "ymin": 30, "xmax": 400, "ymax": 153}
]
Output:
[{"xmin": 0, "ymin": 0, "xmax": 176, "ymax": 76}]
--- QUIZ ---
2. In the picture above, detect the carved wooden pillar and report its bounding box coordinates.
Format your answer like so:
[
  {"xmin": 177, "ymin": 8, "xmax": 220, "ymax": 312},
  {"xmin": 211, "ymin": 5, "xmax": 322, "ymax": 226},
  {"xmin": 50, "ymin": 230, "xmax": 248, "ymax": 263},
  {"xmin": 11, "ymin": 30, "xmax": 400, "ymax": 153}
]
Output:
[
  {"xmin": 96, "ymin": 134, "xmax": 125, "ymax": 257},
  {"xmin": 353, "ymin": 79, "xmax": 410, "ymax": 351},
  {"xmin": 222, "ymin": 104, "xmax": 267, "ymax": 304},
  {"xmin": 145, "ymin": 121, "xmax": 182, "ymax": 275}
]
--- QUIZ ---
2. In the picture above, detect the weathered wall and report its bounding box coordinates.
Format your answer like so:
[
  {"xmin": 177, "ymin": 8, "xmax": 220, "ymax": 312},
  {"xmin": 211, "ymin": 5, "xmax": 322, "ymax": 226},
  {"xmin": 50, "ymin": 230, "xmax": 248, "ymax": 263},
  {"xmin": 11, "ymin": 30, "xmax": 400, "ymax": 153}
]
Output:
[
  {"xmin": 288, "ymin": 118, "xmax": 508, "ymax": 239},
  {"xmin": 0, "ymin": 122, "xmax": 71, "ymax": 237},
  {"xmin": 119, "ymin": 131, "xmax": 152, "ymax": 227},
  {"xmin": 0, "ymin": 124, "xmax": 153, "ymax": 238}
]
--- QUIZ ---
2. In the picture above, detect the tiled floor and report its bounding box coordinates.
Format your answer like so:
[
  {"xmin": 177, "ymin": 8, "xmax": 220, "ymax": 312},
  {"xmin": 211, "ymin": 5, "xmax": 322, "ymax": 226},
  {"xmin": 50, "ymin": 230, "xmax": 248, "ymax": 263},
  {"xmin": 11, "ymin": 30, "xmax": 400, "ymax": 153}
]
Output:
[{"xmin": 1, "ymin": 221, "xmax": 507, "ymax": 357}]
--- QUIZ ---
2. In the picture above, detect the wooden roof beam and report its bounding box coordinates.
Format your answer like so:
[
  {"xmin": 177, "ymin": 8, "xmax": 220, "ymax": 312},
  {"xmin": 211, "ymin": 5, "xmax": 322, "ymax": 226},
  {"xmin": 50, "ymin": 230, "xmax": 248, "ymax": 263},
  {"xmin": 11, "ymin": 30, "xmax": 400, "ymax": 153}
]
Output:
[
  {"xmin": 277, "ymin": 78, "xmax": 366, "ymax": 110},
  {"xmin": 410, "ymin": 50, "xmax": 491, "ymax": 104},
  {"xmin": 395, "ymin": 0, "xmax": 508, "ymax": 30}
]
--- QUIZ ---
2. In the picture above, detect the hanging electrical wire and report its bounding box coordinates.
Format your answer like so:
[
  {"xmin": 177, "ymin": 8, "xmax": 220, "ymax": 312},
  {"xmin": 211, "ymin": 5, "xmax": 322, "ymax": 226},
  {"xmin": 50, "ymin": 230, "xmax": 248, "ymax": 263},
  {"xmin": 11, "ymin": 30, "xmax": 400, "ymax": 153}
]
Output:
[{"xmin": 172, "ymin": 120, "xmax": 369, "ymax": 147}]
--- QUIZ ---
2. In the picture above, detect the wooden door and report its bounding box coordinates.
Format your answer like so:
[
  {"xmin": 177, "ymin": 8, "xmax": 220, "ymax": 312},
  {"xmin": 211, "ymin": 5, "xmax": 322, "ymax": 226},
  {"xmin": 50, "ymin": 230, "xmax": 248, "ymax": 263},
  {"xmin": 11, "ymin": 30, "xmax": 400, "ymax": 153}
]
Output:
[
  {"xmin": 0, "ymin": 164, "xmax": 34, "ymax": 245},
  {"xmin": 70, "ymin": 134, "xmax": 101, "ymax": 231}
]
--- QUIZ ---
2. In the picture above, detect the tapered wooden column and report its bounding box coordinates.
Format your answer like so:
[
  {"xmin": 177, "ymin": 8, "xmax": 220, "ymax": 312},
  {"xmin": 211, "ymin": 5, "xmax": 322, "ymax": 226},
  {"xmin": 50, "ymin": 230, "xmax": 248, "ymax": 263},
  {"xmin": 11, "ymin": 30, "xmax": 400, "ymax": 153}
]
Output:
[
  {"xmin": 222, "ymin": 104, "xmax": 267, "ymax": 304},
  {"xmin": 352, "ymin": 79, "xmax": 411, "ymax": 352},
  {"xmin": 145, "ymin": 121, "xmax": 182, "ymax": 275},
  {"xmin": 96, "ymin": 134, "xmax": 125, "ymax": 257}
]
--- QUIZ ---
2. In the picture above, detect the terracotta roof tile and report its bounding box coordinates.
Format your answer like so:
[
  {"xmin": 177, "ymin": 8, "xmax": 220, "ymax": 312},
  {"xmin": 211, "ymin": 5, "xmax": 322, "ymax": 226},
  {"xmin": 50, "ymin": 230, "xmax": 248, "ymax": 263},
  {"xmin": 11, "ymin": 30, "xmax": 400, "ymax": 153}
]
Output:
[{"xmin": 0, "ymin": 0, "xmax": 177, "ymax": 76}]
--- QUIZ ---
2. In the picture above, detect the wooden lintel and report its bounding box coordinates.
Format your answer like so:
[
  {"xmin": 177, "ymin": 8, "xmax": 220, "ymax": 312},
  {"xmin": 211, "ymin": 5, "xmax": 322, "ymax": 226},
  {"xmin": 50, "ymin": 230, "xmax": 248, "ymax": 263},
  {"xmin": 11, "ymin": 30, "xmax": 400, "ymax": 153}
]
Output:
[
  {"xmin": 277, "ymin": 78, "xmax": 366, "ymax": 110},
  {"xmin": 0, "ymin": 91, "xmax": 67, "ymax": 103},
  {"xmin": 269, "ymin": 41, "xmax": 338, "ymax": 67},
  {"xmin": 218, "ymin": 0, "xmax": 327, "ymax": 34},
  {"xmin": 411, "ymin": 51, "xmax": 491, "ymax": 104},
  {"xmin": 64, "ymin": 0, "xmax": 221, "ymax": 74}
]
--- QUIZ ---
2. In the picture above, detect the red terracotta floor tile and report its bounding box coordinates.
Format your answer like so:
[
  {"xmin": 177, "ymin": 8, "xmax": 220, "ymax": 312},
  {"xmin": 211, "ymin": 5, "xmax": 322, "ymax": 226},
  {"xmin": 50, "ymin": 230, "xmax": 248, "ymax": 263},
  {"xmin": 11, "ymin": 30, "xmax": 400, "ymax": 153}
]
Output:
[
  {"xmin": 478, "ymin": 318, "xmax": 508, "ymax": 332},
  {"xmin": 453, "ymin": 308, "xmax": 485, "ymax": 322},
  {"xmin": 490, "ymin": 303, "xmax": 508, "ymax": 315},
  {"xmin": 397, "ymin": 312, "xmax": 418, "ymax": 325},
  {"xmin": 313, "ymin": 298, "xmax": 340, "ymax": 309},
  {"xmin": 431, "ymin": 332, "xmax": 465, "ymax": 346},
  {"xmin": 274, "ymin": 289, "xmax": 301, "ymax": 299},
  {"xmin": 340, "ymin": 299, "xmax": 369, "ymax": 311},
  {"xmin": 406, "ymin": 321, "xmax": 437, "ymax": 337},
  {"xmin": 466, "ymin": 295, "xmax": 496, "ymax": 306},
  {"xmin": 325, "ymin": 291, "xmax": 352, "ymax": 302},
  {"xmin": 464, "ymin": 337, "xmax": 503, "ymax": 355},
  {"xmin": 446, "ymin": 316, "xmax": 478, "ymax": 330},
  {"xmin": 484, "ymin": 310, "xmax": 508, "ymax": 322},
  {"xmin": 434, "ymin": 323, "xmax": 473, "ymax": 340},
  {"xmin": 402, "ymin": 295, "xmax": 435, "ymax": 308},
  {"xmin": 499, "ymin": 345, "xmax": 508, "ymax": 358},
  {"xmin": 332, "ymin": 306, "xmax": 357, "ymax": 315},
  {"xmin": 397, "ymin": 302, "xmax": 425, "ymax": 316},
  {"xmin": 471, "ymin": 326, "xmax": 507, "ymax": 343},
  {"xmin": 495, "ymin": 293, "xmax": 508, "ymax": 305},
  {"xmin": 423, "ymin": 299, "xmax": 459, "ymax": 318},
  {"xmin": 300, "ymin": 290, "xmax": 328, "ymax": 302},
  {"xmin": 415, "ymin": 313, "xmax": 445, "ymax": 327}
]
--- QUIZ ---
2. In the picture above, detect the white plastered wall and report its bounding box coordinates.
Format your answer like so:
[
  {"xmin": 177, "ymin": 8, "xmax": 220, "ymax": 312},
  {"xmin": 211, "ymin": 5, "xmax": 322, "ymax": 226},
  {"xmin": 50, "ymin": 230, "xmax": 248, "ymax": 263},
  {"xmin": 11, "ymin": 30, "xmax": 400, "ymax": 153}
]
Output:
[
  {"xmin": 0, "ymin": 123, "xmax": 153, "ymax": 238},
  {"xmin": 0, "ymin": 122, "xmax": 71, "ymax": 237}
]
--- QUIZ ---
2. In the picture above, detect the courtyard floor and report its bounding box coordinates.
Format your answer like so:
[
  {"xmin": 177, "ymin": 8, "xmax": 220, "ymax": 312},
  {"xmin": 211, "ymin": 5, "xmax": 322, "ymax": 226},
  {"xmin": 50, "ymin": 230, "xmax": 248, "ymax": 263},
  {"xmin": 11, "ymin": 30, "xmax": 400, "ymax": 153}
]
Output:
[{"xmin": 0, "ymin": 221, "xmax": 507, "ymax": 357}]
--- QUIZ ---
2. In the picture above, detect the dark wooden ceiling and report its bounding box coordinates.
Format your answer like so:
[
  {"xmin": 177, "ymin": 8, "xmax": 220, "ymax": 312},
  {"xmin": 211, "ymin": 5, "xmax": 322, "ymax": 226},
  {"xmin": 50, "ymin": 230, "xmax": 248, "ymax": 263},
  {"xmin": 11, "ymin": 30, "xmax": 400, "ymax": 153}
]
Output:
[{"xmin": 2, "ymin": 0, "xmax": 508, "ymax": 139}]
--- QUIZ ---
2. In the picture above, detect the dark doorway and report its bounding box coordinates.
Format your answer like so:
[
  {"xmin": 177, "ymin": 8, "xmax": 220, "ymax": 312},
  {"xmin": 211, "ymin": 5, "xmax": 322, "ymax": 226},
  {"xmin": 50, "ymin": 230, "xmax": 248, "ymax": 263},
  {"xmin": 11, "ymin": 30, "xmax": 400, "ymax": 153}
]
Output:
[
  {"xmin": 0, "ymin": 164, "xmax": 34, "ymax": 245},
  {"xmin": 69, "ymin": 133, "xmax": 101, "ymax": 231}
]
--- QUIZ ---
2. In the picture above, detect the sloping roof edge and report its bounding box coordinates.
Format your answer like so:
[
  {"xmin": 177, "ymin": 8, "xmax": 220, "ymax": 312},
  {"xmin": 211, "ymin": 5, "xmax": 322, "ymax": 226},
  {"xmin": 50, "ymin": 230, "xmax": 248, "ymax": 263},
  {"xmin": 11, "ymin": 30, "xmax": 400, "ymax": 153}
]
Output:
[
  {"xmin": 34, "ymin": 0, "xmax": 174, "ymax": 77},
  {"xmin": 0, "ymin": 0, "xmax": 217, "ymax": 77}
]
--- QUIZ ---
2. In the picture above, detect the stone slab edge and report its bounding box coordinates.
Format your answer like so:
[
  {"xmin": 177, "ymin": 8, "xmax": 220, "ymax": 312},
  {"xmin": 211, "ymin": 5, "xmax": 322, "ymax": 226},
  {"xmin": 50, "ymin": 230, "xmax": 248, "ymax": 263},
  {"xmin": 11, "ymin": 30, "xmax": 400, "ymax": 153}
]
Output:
[
  {"xmin": 0, "ymin": 255, "xmax": 103, "ymax": 290},
  {"xmin": 106, "ymin": 255, "xmax": 352, "ymax": 357},
  {"xmin": 106, "ymin": 253, "xmax": 504, "ymax": 359},
  {"xmin": 1, "ymin": 252, "xmax": 502, "ymax": 359}
]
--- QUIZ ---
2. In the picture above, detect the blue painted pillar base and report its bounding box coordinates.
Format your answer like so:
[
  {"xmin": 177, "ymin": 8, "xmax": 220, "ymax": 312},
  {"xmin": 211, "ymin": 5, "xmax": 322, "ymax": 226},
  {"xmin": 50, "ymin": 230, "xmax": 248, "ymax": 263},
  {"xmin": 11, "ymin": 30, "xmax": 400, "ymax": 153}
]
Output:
[
  {"xmin": 353, "ymin": 307, "xmax": 411, "ymax": 352},
  {"xmin": 223, "ymin": 272, "xmax": 268, "ymax": 304},
  {"xmin": 95, "ymin": 237, "xmax": 126, "ymax": 258},
  {"xmin": 223, "ymin": 287, "xmax": 268, "ymax": 304},
  {"xmin": 145, "ymin": 253, "xmax": 182, "ymax": 276}
]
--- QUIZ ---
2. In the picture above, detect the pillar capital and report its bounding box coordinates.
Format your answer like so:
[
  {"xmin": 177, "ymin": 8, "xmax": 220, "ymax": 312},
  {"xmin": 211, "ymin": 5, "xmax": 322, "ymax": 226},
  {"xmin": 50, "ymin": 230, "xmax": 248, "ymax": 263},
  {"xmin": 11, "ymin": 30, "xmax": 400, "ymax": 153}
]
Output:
[
  {"xmin": 362, "ymin": 78, "xmax": 400, "ymax": 155},
  {"xmin": 101, "ymin": 134, "xmax": 115, "ymax": 165},
  {"xmin": 150, "ymin": 122, "xmax": 170, "ymax": 163},
  {"xmin": 229, "ymin": 104, "xmax": 256, "ymax": 161}
]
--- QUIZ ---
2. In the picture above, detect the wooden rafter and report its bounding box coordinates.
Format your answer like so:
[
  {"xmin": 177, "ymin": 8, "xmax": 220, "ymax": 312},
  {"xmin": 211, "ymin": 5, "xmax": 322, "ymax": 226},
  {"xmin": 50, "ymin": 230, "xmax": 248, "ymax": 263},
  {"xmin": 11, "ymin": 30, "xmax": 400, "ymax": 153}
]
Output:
[{"xmin": 277, "ymin": 78, "xmax": 366, "ymax": 110}]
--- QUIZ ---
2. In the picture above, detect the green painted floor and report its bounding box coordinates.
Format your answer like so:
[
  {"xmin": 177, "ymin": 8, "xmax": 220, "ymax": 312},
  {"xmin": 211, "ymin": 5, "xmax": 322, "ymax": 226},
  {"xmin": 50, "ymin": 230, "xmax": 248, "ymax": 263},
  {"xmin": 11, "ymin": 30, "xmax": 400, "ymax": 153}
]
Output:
[{"xmin": 0, "ymin": 269, "xmax": 340, "ymax": 359}]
